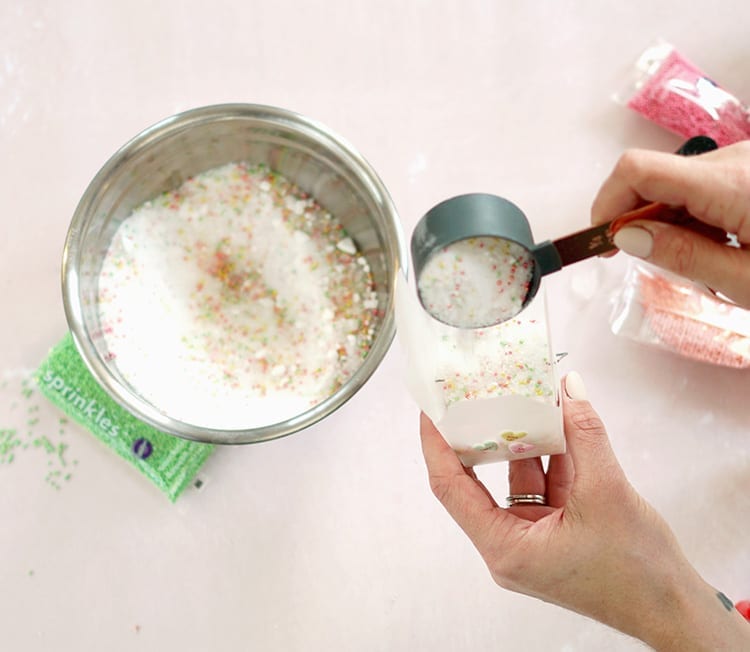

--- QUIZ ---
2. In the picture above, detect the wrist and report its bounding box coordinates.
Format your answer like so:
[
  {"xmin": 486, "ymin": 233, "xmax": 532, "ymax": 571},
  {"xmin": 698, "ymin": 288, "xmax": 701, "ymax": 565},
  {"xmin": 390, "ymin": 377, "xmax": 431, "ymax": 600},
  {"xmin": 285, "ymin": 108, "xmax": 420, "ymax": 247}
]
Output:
[{"xmin": 629, "ymin": 563, "xmax": 750, "ymax": 651}]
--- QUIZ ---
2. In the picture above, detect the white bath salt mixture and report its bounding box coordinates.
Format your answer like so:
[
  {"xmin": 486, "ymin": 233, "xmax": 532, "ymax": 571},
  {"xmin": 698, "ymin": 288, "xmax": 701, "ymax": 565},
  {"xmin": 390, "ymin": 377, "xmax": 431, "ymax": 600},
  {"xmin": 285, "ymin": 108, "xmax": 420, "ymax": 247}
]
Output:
[
  {"xmin": 417, "ymin": 237, "xmax": 534, "ymax": 328},
  {"xmin": 429, "ymin": 312, "xmax": 560, "ymax": 463},
  {"xmin": 434, "ymin": 317, "xmax": 555, "ymax": 406},
  {"xmin": 97, "ymin": 162, "xmax": 379, "ymax": 429}
]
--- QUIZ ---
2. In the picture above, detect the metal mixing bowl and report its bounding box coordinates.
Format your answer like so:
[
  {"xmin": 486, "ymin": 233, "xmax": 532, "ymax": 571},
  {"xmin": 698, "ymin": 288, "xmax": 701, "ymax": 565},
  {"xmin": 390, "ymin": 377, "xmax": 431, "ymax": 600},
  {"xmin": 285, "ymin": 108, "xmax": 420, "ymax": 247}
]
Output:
[{"xmin": 62, "ymin": 103, "xmax": 406, "ymax": 444}]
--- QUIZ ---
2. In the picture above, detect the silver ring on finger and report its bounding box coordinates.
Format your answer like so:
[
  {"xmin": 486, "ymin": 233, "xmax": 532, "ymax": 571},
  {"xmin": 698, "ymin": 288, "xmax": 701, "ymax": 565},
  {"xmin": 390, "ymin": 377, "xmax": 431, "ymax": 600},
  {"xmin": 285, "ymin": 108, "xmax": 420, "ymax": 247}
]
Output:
[{"xmin": 506, "ymin": 493, "xmax": 547, "ymax": 507}]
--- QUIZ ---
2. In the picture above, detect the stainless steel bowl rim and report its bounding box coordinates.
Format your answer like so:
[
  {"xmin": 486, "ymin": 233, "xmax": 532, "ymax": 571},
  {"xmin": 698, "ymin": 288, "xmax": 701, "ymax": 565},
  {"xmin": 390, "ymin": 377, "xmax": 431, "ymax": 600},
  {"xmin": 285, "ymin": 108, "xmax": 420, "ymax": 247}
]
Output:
[{"xmin": 62, "ymin": 103, "xmax": 407, "ymax": 445}]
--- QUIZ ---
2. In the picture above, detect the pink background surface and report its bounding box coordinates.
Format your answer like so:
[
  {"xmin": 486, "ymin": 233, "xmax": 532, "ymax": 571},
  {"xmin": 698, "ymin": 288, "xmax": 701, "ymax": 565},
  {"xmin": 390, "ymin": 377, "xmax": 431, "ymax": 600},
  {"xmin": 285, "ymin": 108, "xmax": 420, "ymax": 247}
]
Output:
[{"xmin": 2, "ymin": 2, "xmax": 749, "ymax": 650}]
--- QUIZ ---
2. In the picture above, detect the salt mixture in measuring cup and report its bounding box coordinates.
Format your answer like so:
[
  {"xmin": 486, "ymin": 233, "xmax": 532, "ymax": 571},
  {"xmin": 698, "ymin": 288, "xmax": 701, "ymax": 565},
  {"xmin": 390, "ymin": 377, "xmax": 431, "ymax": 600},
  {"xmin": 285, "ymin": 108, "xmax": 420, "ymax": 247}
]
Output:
[
  {"xmin": 417, "ymin": 236, "xmax": 535, "ymax": 328},
  {"xmin": 410, "ymin": 192, "xmax": 616, "ymax": 328}
]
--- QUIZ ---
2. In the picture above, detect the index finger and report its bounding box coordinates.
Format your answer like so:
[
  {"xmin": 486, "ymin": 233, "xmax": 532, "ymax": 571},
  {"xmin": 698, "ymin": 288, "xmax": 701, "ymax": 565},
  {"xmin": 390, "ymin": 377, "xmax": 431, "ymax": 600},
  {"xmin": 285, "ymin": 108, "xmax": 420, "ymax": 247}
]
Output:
[
  {"xmin": 591, "ymin": 145, "xmax": 750, "ymax": 242},
  {"xmin": 419, "ymin": 413, "xmax": 520, "ymax": 548},
  {"xmin": 592, "ymin": 149, "xmax": 702, "ymax": 224}
]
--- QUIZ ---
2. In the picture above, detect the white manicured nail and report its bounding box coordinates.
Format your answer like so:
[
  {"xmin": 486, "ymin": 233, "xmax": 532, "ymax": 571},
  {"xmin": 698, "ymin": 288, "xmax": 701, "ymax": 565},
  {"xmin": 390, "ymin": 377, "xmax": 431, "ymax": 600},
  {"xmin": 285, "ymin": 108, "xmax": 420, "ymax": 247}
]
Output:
[
  {"xmin": 613, "ymin": 226, "xmax": 653, "ymax": 259},
  {"xmin": 565, "ymin": 371, "xmax": 588, "ymax": 401}
]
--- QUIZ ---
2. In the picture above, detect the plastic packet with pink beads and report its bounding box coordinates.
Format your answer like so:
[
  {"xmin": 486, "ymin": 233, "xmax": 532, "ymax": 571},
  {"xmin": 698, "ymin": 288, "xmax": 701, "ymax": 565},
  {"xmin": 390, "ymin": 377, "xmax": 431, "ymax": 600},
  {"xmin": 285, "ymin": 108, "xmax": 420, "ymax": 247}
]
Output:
[
  {"xmin": 616, "ymin": 40, "xmax": 750, "ymax": 146},
  {"xmin": 610, "ymin": 261, "xmax": 750, "ymax": 369}
]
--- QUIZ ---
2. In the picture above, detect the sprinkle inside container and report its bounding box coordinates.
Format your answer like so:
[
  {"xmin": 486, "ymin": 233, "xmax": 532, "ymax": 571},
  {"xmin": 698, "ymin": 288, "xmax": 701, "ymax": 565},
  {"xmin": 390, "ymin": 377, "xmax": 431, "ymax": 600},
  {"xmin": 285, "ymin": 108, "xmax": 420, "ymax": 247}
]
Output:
[{"xmin": 97, "ymin": 162, "xmax": 379, "ymax": 429}]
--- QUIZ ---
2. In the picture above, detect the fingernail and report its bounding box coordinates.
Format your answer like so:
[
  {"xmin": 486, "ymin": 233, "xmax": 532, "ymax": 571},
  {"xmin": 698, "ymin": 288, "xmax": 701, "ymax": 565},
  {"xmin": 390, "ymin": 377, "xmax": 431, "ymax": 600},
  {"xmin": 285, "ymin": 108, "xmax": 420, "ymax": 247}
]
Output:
[
  {"xmin": 565, "ymin": 371, "xmax": 588, "ymax": 400},
  {"xmin": 613, "ymin": 226, "xmax": 653, "ymax": 259}
]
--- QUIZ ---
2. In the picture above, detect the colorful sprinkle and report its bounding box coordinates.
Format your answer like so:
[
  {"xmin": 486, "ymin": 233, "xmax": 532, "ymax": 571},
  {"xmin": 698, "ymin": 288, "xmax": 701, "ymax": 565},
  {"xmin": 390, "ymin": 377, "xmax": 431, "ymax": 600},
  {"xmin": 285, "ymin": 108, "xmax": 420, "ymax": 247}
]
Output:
[
  {"xmin": 97, "ymin": 163, "xmax": 379, "ymax": 429},
  {"xmin": 418, "ymin": 236, "xmax": 534, "ymax": 328},
  {"xmin": 627, "ymin": 43, "xmax": 750, "ymax": 147},
  {"xmin": 435, "ymin": 317, "xmax": 555, "ymax": 406},
  {"xmin": 631, "ymin": 265, "xmax": 750, "ymax": 369},
  {"xmin": 0, "ymin": 371, "xmax": 77, "ymax": 490}
]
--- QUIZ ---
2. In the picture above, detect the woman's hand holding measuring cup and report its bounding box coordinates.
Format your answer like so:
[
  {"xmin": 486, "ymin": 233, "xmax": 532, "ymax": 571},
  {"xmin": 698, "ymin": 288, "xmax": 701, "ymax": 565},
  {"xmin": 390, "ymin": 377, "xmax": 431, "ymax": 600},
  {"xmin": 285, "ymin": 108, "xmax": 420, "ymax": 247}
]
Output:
[
  {"xmin": 410, "ymin": 136, "xmax": 745, "ymax": 328},
  {"xmin": 592, "ymin": 140, "xmax": 750, "ymax": 308}
]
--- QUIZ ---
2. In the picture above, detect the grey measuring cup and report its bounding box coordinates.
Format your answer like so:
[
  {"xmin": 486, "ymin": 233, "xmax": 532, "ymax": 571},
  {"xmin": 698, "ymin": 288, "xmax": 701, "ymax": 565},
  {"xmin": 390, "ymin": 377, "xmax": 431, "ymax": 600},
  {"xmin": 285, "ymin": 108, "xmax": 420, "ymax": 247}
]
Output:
[
  {"xmin": 411, "ymin": 194, "xmax": 554, "ymax": 329},
  {"xmin": 411, "ymin": 136, "xmax": 720, "ymax": 329}
]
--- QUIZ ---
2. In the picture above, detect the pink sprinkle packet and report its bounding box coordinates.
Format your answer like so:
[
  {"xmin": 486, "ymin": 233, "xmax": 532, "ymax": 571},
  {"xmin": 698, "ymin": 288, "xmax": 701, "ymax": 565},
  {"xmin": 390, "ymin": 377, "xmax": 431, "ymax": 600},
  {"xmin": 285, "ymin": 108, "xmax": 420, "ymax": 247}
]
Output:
[
  {"xmin": 621, "ymin": 41, "xmax": 750, "ymax": 146},
  {"xmin": 610, "ymin": 262, "xmax": 750, "ymax": 369}
]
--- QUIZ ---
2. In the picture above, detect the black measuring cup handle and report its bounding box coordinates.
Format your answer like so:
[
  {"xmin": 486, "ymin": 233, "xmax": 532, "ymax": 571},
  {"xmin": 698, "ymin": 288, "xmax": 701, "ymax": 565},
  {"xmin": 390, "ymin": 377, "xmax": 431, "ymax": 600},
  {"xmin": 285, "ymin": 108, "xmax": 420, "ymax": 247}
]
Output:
[{"xmin": 528, "ymin": 241, "xmax": 563, "ymax": 276}]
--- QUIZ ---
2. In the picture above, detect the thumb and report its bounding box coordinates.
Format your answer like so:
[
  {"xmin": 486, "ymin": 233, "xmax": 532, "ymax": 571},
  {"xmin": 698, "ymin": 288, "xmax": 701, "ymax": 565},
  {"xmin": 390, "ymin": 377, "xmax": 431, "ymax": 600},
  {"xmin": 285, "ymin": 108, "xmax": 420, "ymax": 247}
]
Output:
[
  {"xmin": 614, "ymin": 222, "xmax": 750, "ymax": 308},
  {"xmin": 562, "ymin": 372, "xmax": 624, "ymax": 490}
]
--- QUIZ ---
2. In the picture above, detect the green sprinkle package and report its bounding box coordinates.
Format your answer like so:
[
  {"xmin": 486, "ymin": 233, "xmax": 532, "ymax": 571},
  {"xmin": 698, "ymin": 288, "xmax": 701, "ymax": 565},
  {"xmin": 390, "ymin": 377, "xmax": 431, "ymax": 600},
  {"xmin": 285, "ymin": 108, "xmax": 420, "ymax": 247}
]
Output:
[{"xmin": 35, "ymin": 333, "xmax": 213, "ymax": 501}]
